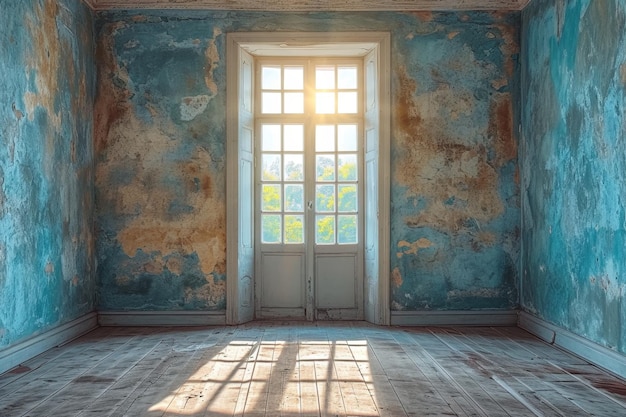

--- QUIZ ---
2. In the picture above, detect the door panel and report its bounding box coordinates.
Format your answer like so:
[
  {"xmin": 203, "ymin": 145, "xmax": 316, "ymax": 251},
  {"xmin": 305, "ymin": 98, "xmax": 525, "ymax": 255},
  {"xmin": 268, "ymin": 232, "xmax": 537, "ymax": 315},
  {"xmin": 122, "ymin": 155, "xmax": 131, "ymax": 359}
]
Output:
[
  {"xmin": 363, "ymin": 48, "xmax": 380, "ymax": 324},
  {"xmin": 261, "ymin": 253, "xmax": 305, "ymax": 310},
  {"xmin": 315, "ymin": 255, "xmax": 356, "ymax": 308},
  {"xmin": 234, "ymin": 48, "xmax": 255, "ymax": 324}
]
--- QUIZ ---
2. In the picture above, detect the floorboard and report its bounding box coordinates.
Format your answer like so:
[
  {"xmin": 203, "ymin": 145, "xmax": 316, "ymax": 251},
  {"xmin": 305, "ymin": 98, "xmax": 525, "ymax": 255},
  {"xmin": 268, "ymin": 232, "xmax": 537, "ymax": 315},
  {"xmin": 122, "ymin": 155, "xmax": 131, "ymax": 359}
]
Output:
[{"xmin": 1, "ymin": 323, "xmax": 625, "ymax": 416}]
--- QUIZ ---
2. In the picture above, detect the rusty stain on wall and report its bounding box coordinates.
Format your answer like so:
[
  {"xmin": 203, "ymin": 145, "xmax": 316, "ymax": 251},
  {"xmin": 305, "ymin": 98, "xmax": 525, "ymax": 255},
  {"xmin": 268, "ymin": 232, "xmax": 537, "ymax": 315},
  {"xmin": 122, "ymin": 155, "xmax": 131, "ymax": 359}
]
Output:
[
  {"xmin": 94, "ymin": 25, "xmax": 131, "ymax": 153},
  {"xmin": 391, "ymin": 12, "xmax": 519, "ymax": 310},
  {"xmin": 204, "ymin": 27, "xmax": 221, "ymax": 95},
  {"xmin": 395, "ymin": 65, "xmax": 507, "ymax": 231},
  {"xmin": 397, "ymin": 238, "xmax": 434, "ymax": 258},
  {"xmin": 489, "ymin": 94, "xmax": 517, "ymax": 168},
  {"xmin": 24, "ymin": 1, "xmax": 63, "ymax": 130},
  {"xmin": 95, "ymin": 16, "xmax": 227, "ymax": 310},
  {"xmin": 392, "ymin": 267, "xmax": 403, "ymax": 288}
]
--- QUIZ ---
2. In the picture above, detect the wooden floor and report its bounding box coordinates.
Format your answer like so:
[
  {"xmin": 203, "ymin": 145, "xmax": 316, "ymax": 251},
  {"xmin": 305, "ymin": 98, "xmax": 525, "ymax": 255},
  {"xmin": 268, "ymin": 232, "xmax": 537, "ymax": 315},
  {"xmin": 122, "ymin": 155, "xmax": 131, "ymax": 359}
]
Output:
[{"xmin": 1, "ymin": 323, "xmax": 626, "ymax": 416}]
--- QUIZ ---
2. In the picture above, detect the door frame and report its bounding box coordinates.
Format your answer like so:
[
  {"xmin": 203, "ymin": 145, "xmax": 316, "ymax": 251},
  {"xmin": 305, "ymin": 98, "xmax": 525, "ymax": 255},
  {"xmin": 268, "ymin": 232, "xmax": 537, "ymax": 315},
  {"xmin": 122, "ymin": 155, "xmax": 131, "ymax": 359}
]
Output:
[{"xmin": 226, "ymin": 32, "xmax": 390, "ymax": 325}]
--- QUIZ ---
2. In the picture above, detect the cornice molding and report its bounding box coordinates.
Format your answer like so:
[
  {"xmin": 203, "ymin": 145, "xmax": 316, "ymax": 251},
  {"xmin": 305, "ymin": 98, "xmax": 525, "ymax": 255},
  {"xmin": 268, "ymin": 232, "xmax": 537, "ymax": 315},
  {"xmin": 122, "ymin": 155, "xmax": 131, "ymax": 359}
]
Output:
[{"xmin": 89, "ymin": 0, "xmax": 531, "ymax": 12}]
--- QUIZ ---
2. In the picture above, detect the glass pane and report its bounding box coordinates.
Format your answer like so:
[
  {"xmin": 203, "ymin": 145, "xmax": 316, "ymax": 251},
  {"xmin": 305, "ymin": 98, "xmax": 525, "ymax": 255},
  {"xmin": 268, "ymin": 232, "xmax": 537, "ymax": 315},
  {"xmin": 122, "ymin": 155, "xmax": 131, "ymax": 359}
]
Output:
[
  {"xmin": 316, "ymin": 155, "xmax": 335, "ymax": 181},
  {"xmin": 262, "ymin": 184, "xmax": 281, "ymax": 211},
  {"xmin": 316, "ymin": 184, "xmax": 335, "ymax": 212},
  {"xmin": 284, "ymin": 66, "xmax": 304, "ymax": 90},
  {"xmin": 316, "ymin": 66, "xmax": 335, "ymax": 89},
  {"xmin": 262, "ymin": 154, "xmax": 281, "ymax": 181},
  {"xmin": 337, "ymin": 215, "xmax": 357, "ymax": 244},
  {"xmin": 337, "ymin": 124, "xmax": 358, "ymax": 151},
  {"xmin": 338, "ymin": 184, "xmax": 357, "ymax": 212},
  {"xmin": 262, "ymin": 92, "xmax": 281, "ymax": 114},
  {"xmin": 315, "ymin": 125, "xmax": 335, "ymax": 152},
  {"xmin": 284, "ymin": 92, "xmax": 304, "ymax": 114},
  {"xmin": 338, "ymin": 66, "xmax": 357, "ymax": 89},
  {"xmin": 316, "ymin": 92, "xmax": 335, "ymax": 114},
  {"xmin": 284, "ymin": 154, "xmax": 304, "ymax": 181},
  {"xmin": 284, "ymin": 184, "xmax": 304, "ymax": 212},
  {"xmin": 262, "ymin": 214, "xmax": 281, "ymax": 244},
  {"xmin": 338, "ymin": 154, "xmax": 357, "ymax": 181},
  {"xmin": 262, "ymin": 66, "xmax": 281, "ymax": 89},
  {"xmin": 284, "ymin": 125, "xmax": 303, "ymax": 152},
  {"xmin": 316, "ymin": 215, "xmax": 335, "ymax": 244},
  {"xmin": 284, "ymin": 215, "xmax": 304, "ymax": 244},
  {"xmin": 262, "ymin": 124, "xmax": 281, "ymax": 151},
  {"xmin": 338, "ymin": 92, "xmax": 357, "ymax": 113}
]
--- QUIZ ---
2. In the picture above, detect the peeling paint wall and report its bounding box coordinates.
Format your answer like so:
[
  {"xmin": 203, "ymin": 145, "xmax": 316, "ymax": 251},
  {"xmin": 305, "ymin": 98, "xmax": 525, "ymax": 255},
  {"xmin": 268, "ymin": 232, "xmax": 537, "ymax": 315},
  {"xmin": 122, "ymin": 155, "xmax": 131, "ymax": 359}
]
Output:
[
  {"xmin": 521, "ymin": 0, "xmax": 626, "ymax": 354},
  {"xmin": 391, "ymin": 12, "xmax": 520, "ymax": 311},
  {"xmin": 0, "ymin": 0, "xmax": 95, "ymax": 348},
  {"xmin": 95, "ymin": 10, "xmax": 520, "ymax": 312}
]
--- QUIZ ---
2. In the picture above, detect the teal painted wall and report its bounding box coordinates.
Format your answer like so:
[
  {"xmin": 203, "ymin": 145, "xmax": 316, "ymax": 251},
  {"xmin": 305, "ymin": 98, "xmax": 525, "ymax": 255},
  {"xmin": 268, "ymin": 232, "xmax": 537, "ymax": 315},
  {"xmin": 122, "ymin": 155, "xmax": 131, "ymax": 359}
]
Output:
[
  {"xmin": 0, "ymin": 0, "xmax": 96, "ymax": 348},
  {"xmin": 95, "ymin": 10, "xmax": 520, "ymax": 312},
  {"xmin": 521, "ymin": 0, "xmax": 626, "ymax": 353}
]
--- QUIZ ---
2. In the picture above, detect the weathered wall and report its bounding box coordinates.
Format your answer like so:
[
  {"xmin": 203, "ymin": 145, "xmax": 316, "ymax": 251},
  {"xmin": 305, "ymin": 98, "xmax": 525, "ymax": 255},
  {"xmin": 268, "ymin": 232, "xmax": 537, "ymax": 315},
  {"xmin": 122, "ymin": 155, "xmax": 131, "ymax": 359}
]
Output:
[
  {"xmin": 391, "ymin": 13, "xmax": 520, "ymax": 310},
  {"xmin": 521, "ymin": 0, "xmax": 626, "ymax": 353},
  {"xmin": 95, "ymin": 10, "xmax": 520, "ymax": 312},
  {"xmin": 0, "ymin": 0, "xmax": 95, "ymax": 348}
]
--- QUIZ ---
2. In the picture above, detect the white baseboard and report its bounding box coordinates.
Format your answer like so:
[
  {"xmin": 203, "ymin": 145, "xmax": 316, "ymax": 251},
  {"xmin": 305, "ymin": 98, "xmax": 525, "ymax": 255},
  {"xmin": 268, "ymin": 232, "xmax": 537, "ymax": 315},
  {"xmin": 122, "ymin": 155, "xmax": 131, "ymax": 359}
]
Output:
[
  {"xmin": 0, "ymin": 312, "xmax": 98, "ymax": 375},
  {"xmin": 519, "ymin": 311, "xmax": 626, "ymax": 380},
  {"xmin": 98, "ymin": 311, "xmax": 226, "ymax": 327},
  {"xmin": 390, "ymin": 310, "xmax": 519, "ymax": 326}
]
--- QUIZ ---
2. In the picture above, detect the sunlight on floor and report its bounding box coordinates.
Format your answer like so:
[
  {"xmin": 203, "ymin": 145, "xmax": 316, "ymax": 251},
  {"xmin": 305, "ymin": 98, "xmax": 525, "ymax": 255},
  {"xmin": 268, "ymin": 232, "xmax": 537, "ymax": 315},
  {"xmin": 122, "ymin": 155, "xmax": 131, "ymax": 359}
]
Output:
[{"xmin": 148, "ymin": 339, "xmax": 379, "ymax": 416}]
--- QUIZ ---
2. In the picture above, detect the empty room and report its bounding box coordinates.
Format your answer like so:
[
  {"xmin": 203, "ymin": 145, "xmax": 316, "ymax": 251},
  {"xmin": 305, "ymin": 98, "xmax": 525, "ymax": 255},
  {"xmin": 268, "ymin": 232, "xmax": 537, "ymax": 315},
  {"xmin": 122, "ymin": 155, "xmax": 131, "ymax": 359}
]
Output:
[{"xmin": 1, "ymin": 0, "xmax": 625, "ymax": 415}]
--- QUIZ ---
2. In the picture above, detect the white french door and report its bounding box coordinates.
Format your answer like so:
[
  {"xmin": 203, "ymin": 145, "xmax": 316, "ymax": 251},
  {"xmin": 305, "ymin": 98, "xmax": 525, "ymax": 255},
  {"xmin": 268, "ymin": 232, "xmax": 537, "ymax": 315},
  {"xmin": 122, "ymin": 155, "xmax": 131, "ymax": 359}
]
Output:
[{"xmin": 255, "ymin": 59, "xmax": 363, "ymax": 320}]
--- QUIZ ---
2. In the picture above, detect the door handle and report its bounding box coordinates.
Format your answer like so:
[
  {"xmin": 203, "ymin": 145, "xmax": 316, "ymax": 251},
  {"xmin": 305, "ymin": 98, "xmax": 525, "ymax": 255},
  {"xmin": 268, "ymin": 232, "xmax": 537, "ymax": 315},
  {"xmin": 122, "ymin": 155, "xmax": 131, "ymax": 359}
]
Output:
[{"xmin": 307, "ymin": 201, "xmax": 313, "ymax": 210}]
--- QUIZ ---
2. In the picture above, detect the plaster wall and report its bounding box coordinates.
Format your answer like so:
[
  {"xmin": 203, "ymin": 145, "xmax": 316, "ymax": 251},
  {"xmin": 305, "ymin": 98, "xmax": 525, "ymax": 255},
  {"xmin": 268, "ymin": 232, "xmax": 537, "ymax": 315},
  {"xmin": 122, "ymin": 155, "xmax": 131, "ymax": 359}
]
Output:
[
  {"xmin": 94, "ymin": 10, "xmax": 520, "ymax": 312},
  {"xmin": 521, "ymin": 0, "xmax": 626, "ymax": 354},
  {"xmin": 0, "ymin": 0, "xmax": 96, "ymax": 348}
]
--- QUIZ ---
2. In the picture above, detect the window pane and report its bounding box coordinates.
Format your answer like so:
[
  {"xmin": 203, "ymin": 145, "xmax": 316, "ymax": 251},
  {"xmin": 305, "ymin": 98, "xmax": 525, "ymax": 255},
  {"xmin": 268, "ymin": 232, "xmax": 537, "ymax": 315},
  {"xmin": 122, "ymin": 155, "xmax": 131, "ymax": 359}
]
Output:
[
  {"xmin": 337, "ymin": 124, "xmax": 357, "ymax": 151},
  {"xmin": 316, "ymin": 92, "xmax": 335, "ymax": 114},
  {"xmin": 316, "ymin": 155, "xmax": 335, "ymax": 181},
  {"xmin": 315, "ymin": 125, "xmax": 335, "ymax": 152},
  {"xmin": 262, "ymin": 154, "xmax": 281, "ymax": 181},
  {"xmin": 284, "ymin": 66, "xmax": 304, "ymax": 90},
  {"xmin": 338, "ymin": 154, "xmax": 357, "ymax": 181},
  {"xmin": 337, "ymin": 215, "xmax": 357, "ymax": 244},
  {"xmin": 338, "ymin": 92, "xmax": 357, "ymax": 113},
  {"xmin": 284, "ymin": 154, "xmax": 304, "ymax": 181},
  {"xmin": 284, "ymin": 92, "xmax": 304, "ymax": 114},
  {"xmin": 316, "ymin": 215, "xmax": 335, "ymax": 244},
  {"xmin": 316, "ymin": 66, "xmax": 335, "ymax": 89},
  {"xmin": 262, "ymin": 184, "xmax": 281, "ymax": 211},
  {"xmin": 262, "ymin": 66, "xmax": 281, "ymax": 90},
  {"xmin": 262, "ymin": 124, "xmax": 281, "ymax": 151},
  {"xmin": 262, "ymin": 214, "xmax": 281, "ymax": 243},
  {"xmin": 262, "ymin": 92, "xmax": 281, "ymax": 114},
  {"xmin": 338, "ymin": 184, "xmax": 357, "ymax": 212},
  {"xmin": 316, "ymin": 184, "xmax": 335, "ymax": 212},
  {"xmin": 338, "ymin": 66, "xmax": 357, "ymax": 89},
  {"xmin": 284, "ymin": 124, "xmax": 303, "ymax": 151},
  {"xmin": 285, "ymin": 184, "xmax": 304, "ymax": 212},
  {"xmin": 284, "ymin": 215, "xmax": 304, "ymax": 244}
]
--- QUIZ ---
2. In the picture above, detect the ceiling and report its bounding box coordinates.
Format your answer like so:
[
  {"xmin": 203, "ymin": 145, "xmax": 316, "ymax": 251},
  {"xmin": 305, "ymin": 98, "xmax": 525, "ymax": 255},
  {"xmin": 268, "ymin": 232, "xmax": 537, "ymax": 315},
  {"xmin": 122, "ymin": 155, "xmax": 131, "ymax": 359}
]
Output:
[{"xmin": 86, "ymin": 0, "xmax": 531, "ymax": 11}]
